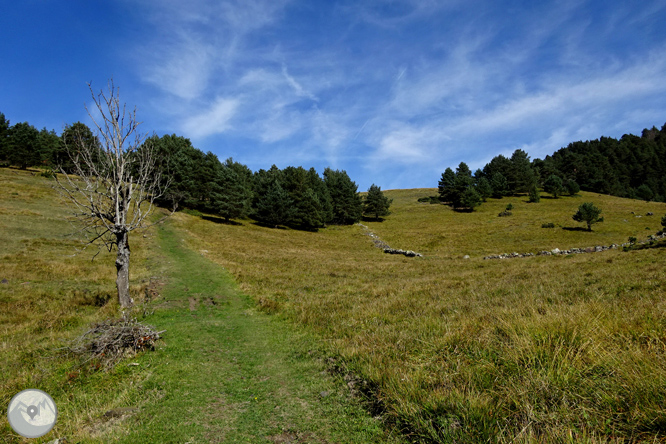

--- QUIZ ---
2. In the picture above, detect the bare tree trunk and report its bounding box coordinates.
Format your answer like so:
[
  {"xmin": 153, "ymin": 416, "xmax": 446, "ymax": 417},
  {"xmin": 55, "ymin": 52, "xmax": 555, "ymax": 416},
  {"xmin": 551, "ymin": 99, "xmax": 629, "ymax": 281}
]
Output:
[{"xmin": 115, "ymin": 230, "xmax": 132, "ymax": 308}]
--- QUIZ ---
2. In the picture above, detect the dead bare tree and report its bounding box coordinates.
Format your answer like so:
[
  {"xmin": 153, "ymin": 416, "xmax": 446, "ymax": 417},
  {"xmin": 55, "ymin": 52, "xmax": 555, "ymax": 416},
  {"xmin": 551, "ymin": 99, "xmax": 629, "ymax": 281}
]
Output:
[{"xmin": 55, "ymin": 80, "xmax": 170, "ymax": 309}]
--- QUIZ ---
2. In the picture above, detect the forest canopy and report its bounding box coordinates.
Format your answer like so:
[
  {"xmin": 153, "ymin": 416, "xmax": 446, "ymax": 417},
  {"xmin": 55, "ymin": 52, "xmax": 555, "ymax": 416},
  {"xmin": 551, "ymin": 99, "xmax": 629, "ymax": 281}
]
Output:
[{"xmin": 436, "ymin": 122, "xmax": 666, "ymax": 209}]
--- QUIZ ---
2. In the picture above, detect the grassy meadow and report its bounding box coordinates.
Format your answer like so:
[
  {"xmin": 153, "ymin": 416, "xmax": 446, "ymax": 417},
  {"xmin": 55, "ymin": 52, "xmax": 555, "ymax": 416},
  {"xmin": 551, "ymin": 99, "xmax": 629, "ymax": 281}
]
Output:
[
  {"xmin": 2, "ymin": 166, "xmax": 666, "ymax": 443},
  {"xmin": 0, "ymin": 168, "xmax": 161, "ymax": 442},
  {"xmin": 177, "ymin": 188, "xmax": 666, "ymax": 442}
]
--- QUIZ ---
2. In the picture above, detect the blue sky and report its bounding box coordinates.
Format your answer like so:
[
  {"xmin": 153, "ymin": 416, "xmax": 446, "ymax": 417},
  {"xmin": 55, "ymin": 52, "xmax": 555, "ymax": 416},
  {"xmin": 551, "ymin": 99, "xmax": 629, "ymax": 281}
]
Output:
[{"xmin": 2, "ymin": 0, "xmax": 666, "ymax": 190}]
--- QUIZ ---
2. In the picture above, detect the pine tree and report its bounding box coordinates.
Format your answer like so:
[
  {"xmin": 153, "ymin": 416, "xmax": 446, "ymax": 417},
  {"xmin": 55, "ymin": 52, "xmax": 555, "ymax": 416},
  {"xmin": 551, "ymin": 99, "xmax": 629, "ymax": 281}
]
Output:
[
  {"xmin": 475, "ymin": 176, "xmax": 492, "ymax": 201},
  {"xmin": 490, "ymin": 172, "xmax": 509, "ymax": 198},
  {"xmin": 508, "ymin": 149, "xmax": 536, "ymax": 194},
  {"xmin": 323, "ymin": 168, "xmax": 363, "ymax": 224},
  {"xmin": 573, "ymin": 202, "xmax": 603, "ymax": 231},
  {"xmin": 543, "ymin": 174, "xmax": 564, "ymax": 198},
  {"xmin": 459, "ymin": 186, "xmax": 482, "ymax": 210},
  {"xmin": 438, "ymin": 167, "xmax": 456, "ymax": 203},
  {"xmin": 528, "ymin": 183, "xmax": 541, "ymax": 202},
  {"xmin": 564, "ymin": 179, "xmax": 580, "ymax": 196},
  {"xmin": 307, "ymin": 167, "xmax": 333, "ymax": 224},
  {"xmin": 451, "ymin": 162, "xmax": 474, "ymax": 208},
  {"xmin": 0, "ymin": 113, "xmax": 9, "ymax": 165},
  {"xmin": 254, "ymin": 180, "xmax": 293, "ymax": 228},
  {"xmin": 210, "ymin": 165, "xmax": 252, "ymax": 221},
  {"xmin": 363, "ymin": 184, "xmax": 392, "ymax": 220},
  {"xmin": 291, "ymin": 188, "xmax": 324, "ymax": 230}
]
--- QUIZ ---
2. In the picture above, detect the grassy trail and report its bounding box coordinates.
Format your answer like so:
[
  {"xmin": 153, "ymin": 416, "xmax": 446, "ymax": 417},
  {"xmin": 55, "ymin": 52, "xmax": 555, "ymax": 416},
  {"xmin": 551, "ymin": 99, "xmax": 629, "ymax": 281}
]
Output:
[{"xmin": 115, "ymin": 222, "xmax": 396, "ymax": 443}]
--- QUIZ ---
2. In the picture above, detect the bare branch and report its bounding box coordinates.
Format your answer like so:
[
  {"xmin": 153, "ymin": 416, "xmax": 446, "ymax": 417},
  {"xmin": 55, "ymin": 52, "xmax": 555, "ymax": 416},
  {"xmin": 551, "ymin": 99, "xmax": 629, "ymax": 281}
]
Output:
[{"xmin": 53, "ymin": 79, "xmax": 172, "ymax": 308}]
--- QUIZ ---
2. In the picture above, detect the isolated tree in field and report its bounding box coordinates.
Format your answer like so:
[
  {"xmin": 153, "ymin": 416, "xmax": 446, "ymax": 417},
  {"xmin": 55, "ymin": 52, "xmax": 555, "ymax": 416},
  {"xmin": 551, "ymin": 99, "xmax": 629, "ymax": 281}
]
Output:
[
  {"xmin": 662, "ymin": 214, "xmax": 666, "ymax": 230},
  {"xmin": 572, "ymin": 202, "xmax": 603, "ymax": 231},
  {"xmin": 364, "ymin": 184, "xmax": 392, "ymax": 219},
  {"xmin": 54, "ymin": 81, "xmax": 169, "ymax": 309}
]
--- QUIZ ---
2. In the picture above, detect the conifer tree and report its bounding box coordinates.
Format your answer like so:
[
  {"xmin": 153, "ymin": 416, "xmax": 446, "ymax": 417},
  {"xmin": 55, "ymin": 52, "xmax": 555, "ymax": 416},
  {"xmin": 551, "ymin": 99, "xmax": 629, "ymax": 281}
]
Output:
[
  {"xmin": 573, "ymin": 202, "xmax": 603, "ymax": 231},
  {"xmin": 490, "ymin": 172, "xmax": 509, "ymax": 198},
  {"xmin": 254, "ymin": 180, "xmax": 293, "ymax": 228},
  {"xmin": 564, "ymin": 179, "xmax": 580, "ymax": 196},
  {"xmin": 438, "ymin": 167, "xmax": 456, "ymax": 203},
  {"xmin": 323, "ymin": 168, "xmax": 363, "ymax": 224},
  {"xmin": 543, "ymin": 174, "xmax": 564, "ymax": 198},
  {"xmin": 528, "ymin": 182, "xmax": 541, "ymax": 202},
  {"xmin": 210, "ymin": 165, "xmax": 252, "ymax": 221},
  {"xmin": 363, "ymin": 184, "xmax": 392, "ymax": 220},
  {"xmin": 459, "ymin": 186, "xmax": 482, "ymax": 210},
  {"xmin": 0, "ymin": 113, "xmax": 9, "ymax": 165},
  {"xmin": 475, "ymin": 176, "xmax": 492, "ymax": 202}
]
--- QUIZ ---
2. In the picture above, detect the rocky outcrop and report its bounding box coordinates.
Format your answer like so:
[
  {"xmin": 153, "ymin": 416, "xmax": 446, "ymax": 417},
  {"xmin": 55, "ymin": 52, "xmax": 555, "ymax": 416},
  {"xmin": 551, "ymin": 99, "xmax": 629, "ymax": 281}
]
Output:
[{"xmin": 483, "ymin": 232, "xmax": 666, "ymax": 260}]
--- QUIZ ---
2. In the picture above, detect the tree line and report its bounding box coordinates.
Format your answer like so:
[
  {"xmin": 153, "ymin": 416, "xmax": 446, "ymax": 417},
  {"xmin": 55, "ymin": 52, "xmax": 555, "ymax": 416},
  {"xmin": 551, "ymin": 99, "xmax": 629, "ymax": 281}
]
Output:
[
  {"xmin": 436, "ymin": 122, "xmax": 666, "ymax": 210},
  {"xmin": 0, "ymin": 113, "xmax": 391, "ymax": 230}
]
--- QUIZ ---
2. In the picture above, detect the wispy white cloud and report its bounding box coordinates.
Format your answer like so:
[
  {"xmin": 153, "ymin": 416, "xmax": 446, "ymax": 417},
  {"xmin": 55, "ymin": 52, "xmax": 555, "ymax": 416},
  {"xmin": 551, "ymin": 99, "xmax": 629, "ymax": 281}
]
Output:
[
  {"xmin": 126, "ymin": 0, "xmax": 666, "ymax": 189},
  {"xmin": 181, "ymin": 97, "xmax": 239, "ymax": 138}
]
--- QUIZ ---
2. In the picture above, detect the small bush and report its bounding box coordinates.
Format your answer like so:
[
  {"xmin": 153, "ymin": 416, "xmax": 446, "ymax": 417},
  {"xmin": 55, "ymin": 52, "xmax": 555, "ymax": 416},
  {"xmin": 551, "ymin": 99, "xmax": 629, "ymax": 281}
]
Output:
[
  {"xmin": 417, "ymin": 196, "xmax": 440, "ymax": 204},
  {"xmin": 628, "ymin": 236, "xmax": 637, "ymax": 244},
  {"xmin": 541, "ymin": 223, "xmax": 555, "ymax": 228},
  {"xmin": 505, "ymin": 203, "xmax": 513, "ymax": 211}
]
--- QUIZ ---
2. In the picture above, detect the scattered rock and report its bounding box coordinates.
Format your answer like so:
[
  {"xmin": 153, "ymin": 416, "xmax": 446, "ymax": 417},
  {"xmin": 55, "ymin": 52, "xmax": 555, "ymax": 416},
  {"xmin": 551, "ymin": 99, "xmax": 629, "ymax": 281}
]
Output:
[
  {"xmin": 1, "ymin": 278, "xmax": 8, "ymax": 284},
  {"xmin": 319, "ymin": 391, "xmax": 330, "ymax": 398},
  {"xmin": 647, "ymin": 212, "xmax": 654, "ymax": 216},
  {"xmin": 484, "ymin": 231, "xmax": 666, "ymax": 261},
  {"xmin": 463, "ymin": 255, "xmax": 470, "ymax": 259}
]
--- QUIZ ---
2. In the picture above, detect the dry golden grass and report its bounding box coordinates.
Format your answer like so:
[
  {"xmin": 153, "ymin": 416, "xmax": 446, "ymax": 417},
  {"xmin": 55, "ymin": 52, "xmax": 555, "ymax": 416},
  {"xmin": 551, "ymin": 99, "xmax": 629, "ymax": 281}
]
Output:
[
  {"xmin": 176, "ymin": 189, "xmax": 666, "ymax": 442},
  {"xmin": 0, "ymin": 168, "xmax": 159, "ymax": 439}
]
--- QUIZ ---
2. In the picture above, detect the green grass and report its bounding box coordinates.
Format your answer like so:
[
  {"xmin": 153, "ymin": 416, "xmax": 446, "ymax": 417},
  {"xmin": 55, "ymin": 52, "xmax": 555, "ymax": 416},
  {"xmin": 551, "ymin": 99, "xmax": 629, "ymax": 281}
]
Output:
[
  {"xmin": 3, "ymin": 167, "xmax": 666, "ymax": 442},
  {"xmin": 177, "ymin": 188, "xmax": 666, "ymax": 443},
  {"xmin": 0, "ymin": 168, "xmax": 398, "ymax": 443}
]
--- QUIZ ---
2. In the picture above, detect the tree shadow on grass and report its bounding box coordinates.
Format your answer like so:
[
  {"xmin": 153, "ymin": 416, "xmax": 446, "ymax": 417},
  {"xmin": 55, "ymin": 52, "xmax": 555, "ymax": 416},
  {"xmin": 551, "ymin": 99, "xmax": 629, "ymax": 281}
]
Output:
[
  {"xmin": 201, "ymin": 215, "xmax": 243, "ymax": 226},
  {"xmin": 250, "ymin": 221, "xmax": 288, "ymax": 229},
  {"xmin": 562, "ymin": 226, "xmax": 591, "ymax": 232},
  {"xmin": 361, "ymin": 216, "xmax": 386, "ymax": 222}
]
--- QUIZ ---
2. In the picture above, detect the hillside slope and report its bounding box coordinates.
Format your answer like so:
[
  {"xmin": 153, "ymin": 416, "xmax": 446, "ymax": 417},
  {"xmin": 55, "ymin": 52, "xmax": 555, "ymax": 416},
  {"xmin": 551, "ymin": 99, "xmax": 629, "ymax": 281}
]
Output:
[{"xmin": 178, "ymin": 188, "xmax": 666, "ymax": 442}]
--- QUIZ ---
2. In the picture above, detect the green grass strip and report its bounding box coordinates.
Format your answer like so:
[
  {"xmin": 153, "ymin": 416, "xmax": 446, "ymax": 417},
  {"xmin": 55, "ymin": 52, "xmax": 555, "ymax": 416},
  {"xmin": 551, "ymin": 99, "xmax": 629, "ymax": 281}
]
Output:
[{"xmin": 114, "ymin": 222, "xmax": 397, "ymax": 443}]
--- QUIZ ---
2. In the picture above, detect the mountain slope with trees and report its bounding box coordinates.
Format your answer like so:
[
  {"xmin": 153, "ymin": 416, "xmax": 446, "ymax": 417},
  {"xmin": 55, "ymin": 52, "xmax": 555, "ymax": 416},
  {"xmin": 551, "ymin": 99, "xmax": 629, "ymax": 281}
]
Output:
[{"xmin": 435, "ymin": 122, "xmax": 666, "ymax": 209}]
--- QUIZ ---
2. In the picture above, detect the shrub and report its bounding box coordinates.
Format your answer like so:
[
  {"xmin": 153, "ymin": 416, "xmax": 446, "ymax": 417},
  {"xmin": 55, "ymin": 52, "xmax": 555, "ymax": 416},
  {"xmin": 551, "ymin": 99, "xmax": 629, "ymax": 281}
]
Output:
[
  {"xmin": 505, "ymin": 203, "xmax": 513, "ymax": 211},
  {"xmin": 572, "ymin": 202, "xmax": 603, "ymax": 231},
  {"xmin": 541, "ymin": 223, "xmax": 555, "ymax": 228}
]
